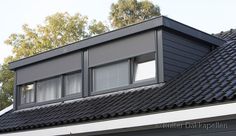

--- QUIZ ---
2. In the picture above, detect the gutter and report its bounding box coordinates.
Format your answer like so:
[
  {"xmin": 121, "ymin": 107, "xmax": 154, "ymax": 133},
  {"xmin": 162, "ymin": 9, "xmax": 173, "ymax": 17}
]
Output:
[{"xmin": 1, "ymin": 102, "xmax": 236, "ymax": 136}]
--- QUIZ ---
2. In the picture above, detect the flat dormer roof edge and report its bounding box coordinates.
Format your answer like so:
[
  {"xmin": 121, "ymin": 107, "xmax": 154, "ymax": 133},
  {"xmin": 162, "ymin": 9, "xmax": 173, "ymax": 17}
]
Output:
[{"xmin": 9, "ymin": 16, "xmax": 225, "ymax": 70}]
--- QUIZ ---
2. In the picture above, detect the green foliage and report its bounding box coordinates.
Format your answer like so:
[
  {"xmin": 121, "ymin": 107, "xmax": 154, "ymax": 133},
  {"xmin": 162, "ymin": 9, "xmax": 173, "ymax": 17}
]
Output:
[
  {"xmin": 88, "ymin": 20, "xmax": 109, "ymax": 36},
  {"xmin": 0, "ymin": 57, "xmax": 15, "ymax": 110},
  {"xmin": 0, "ymin": 12, "xmax": 108, "ymax": 110},
  {"xmin": 0, "ymin": 0, "xmax": 161, "ymax": 110},
  {"xmin": 0, "ymin": 91, "xmax": 12, "ymax": 110},
  {"xmin": 109, "ymin": 0, "xmax": 160, "ymax": 28},
  {"xmin": 4, "ymin": 12, "xmax": 107, "ymax": 59}
]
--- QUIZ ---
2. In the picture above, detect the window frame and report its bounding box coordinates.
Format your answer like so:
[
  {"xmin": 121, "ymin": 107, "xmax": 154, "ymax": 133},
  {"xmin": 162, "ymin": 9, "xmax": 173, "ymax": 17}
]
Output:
[
  {"xmin": 19, "ymin": 82, "xmax": 35, "ymax": 105},
  {"xmin": 90, "ymin": 59, "xmax": 131, "ymax": 95},
  {"xmin": 18, "ymin": 70, "xmax": 83, "ymax": 109},
  {"xmin": 90, "ymin": 52, "xmax": 157, "ymax": 96},
  {"xmin": 17, "ymin": 51, "xmax": 158, "ymax": 109},
  {"xmin": 133, "ymin": 52, "xmax": 156, "ymax": 83},
  {"xmin": 63, "ymin": 71, "xmax": 83, "ymax": 97},
  {"xmin": 36, "ymin": 75, "xmax": 62, "ymax": 103}
]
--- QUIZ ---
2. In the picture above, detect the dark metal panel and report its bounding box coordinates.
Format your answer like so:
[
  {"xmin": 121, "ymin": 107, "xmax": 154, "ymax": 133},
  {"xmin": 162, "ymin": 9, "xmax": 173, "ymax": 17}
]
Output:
[
  {"xmin": 16, "ymin": 51, "xmax": 82, "ymax": 85},
  {"xmin": 163, "ymin": 30, "xmax": 211, "ymax": 53},
  {"xmin": 90, "ymin": 80, "xmax": 157, "ymax": 96},
  {"xmin": 101, "ymin": 119, "xmax": 236, "ymax": 136},
  {"xmin": 164, "ymin": 63, "xmax": 186, "ymax": 73},
  {"xmin": 164, "ymin": 57, "xmax": 191, "ymax": 69},
  {"xmin": 163, "ymin": 30, "xmax": 211, "ymax": 81},
  {"xmin": 164, "ymin": 69, "xmax": 180, "ymax": 80},
  {"xmin": 13, "ymin": 72, "xmax": 17, "ymax": 110},
  {"xmin": 164, "ymin": 51, "xmax": 198, "ymax": 64},
  {"xmin": 9, "ymin": 17, "xmax": 163, "ymax": 70},
  {"xmin": 164, "ymin": 46, "xmax": 202, "ymax": 61},
  {"xmin": 101, "ymin": 127, "xmax": 236, "ymax": 136},
  {"xmin": 164, "ymin": 75, "xmax": 173, "ymax": 81},
  {"xmin": 88, "ymin": 30, "xmax": 156, "ymax": 67},
  {"xmin": 83, "ymin": 50, "xmax": 89, "ymax": 97},
  {"xmin": 164, "ymin": 44, "xmax": 204, "ymax": 59},
  {"xmin": 156, "ymin": 30, "xmax": 164, "ymax": 83},
  {"xmin": 9, "ymin": 16, "xmax": 225, "ymax": 70},
  {"xmin": 162, "ymin": 16, "xmax": 225, "ymax": 46},
  {"xmin": 163, "ymin": 39, "xmax": 208, "ymax": 56},
  {"xmin": 60, "ymin": 75, "xmax": 65, "ymax": 97}
]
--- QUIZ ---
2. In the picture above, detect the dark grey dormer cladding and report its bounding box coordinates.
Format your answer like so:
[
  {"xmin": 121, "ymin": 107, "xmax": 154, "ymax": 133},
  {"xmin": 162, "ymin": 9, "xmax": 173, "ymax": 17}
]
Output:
[
  {"xmin": 162, "ymin": 30, "xmax": 213, "ymax": 81},
  {"xmin": 9, "ymin": 16, "xmax": 225, "ymax": 110},
  {"xmin": 16, "ymin": 51, "xmax": 82, "ymax": 85}
]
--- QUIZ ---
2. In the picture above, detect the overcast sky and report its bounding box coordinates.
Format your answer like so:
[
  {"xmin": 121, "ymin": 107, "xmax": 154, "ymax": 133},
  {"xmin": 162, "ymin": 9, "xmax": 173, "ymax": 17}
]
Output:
[{"xmin": 0, "ymin": 0, "xmax": 236, "ymax": 64}]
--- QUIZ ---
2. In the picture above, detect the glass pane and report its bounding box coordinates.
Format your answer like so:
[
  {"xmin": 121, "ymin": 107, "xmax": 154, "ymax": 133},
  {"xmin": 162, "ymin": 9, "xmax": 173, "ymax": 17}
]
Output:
[
  {"xmin": 20, "ymin": 84, "xmax": 34, "ymax": 104},
  {"xmin": 93, "ymin": 61, "xmax": 129, "ymax": 92},
  {"xmin": 36, "ymin": 77, "xmax": 61, "ymax": 102},
  {"xmin": 64, "ymin": 72, "xmax": 82, "ymax": 95},
  {"xmin": 134, "ymin": 60, "xmax": 156, "ymax": 82}
]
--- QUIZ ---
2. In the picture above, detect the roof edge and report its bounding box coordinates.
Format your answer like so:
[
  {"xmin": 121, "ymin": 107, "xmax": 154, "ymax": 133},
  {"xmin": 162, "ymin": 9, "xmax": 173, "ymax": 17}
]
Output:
[
  {"xmin": 9, "ymin": 16, "xmax": 225, "ymax": 70},
  {"xmin": 1, "ymin": 102, "xmax": 236, "ymax": 134},
  {"xmin": 162, "ymin": 16, "xmax": 225, "ymax": 46},
  {"xmin": 0, "ymin": 105, "xmax": 13, "ymax": 117}
]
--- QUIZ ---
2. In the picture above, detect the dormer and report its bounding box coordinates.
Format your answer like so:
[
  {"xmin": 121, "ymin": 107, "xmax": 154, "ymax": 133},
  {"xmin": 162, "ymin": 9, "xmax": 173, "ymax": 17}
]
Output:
[{"xmin": 9, "ymin": 16, "xmax": 225, "ymax": 110}]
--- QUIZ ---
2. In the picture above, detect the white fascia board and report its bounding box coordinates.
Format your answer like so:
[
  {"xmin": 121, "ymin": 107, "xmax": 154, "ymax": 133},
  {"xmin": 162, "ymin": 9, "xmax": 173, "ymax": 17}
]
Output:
[
  {"xmin": 0, "ymin": 104, "xmax": 13, "ymax": 116},
  {"xmin": 2, "ymin": 102, "xmax": 236, "ymax": 136}
]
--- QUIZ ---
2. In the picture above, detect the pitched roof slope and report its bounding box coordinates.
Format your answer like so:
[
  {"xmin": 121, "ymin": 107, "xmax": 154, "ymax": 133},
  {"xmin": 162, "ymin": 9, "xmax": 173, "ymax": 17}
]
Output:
[
  {"xmin": 0, "ymin": 30, "xmax": 236, "ymax": 133},
  {"xmin": 215, "ymin": 29, "xmax": 236, "ymax": 41}
]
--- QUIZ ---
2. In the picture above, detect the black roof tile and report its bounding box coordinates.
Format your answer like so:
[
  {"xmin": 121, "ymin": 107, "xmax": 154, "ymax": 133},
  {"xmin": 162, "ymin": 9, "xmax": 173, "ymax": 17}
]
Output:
[{"xmin": 0, "ymin": 29, "xmax": 236, "ymax": 133}]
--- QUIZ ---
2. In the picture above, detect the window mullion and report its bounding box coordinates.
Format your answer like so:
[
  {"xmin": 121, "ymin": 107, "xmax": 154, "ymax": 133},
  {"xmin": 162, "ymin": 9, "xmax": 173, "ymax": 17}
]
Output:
[
  {"xmin": 129, "ymin": 58, "xmax": 134, "ymax": 84},
  {"xmin": 61, "ymin": 75, "xmax": 64, "ymax": 98},
  {"xmin": 83, "ymin": 50, "xmax": 89, "ymax": 97},
  {"xmin": 34, "ymin": 82, "xmax": 37, "ymax": 103}
]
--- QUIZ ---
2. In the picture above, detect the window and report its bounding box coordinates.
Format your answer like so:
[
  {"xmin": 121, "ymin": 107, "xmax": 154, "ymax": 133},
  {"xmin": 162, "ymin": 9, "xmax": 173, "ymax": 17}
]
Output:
[
  {"xmin": 92, "ymin": 53, "xmax": 156, "ymax": 92},
  {"xmin": 134, "ymin": 53, "xmax": 156, "ymax": 82},
  {"xmin": 20, "ymin": 84, "xmax": 35, "ymax": 104},
  {"xmin": 93, "ymin": 61, "xmax": 129, "ymax": 92},
  {"xmin": 64, "ymin": 72, "xmax": 82, "ymax": 95},
  {"xmin": 18, "ymin": 52, "xmax": 157, "ymax": 107},
  {"xmin": 36, "ymin": 77, "xmax": 61, "ymax": 102}
]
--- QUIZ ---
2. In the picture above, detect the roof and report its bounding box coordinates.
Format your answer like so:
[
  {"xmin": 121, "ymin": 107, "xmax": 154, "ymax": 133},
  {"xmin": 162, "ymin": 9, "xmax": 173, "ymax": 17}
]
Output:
[
  {"xmin": 9, "ymin": 16, "xmax": 224, "ymax": 70},
  {"xmin": 0, "ymin": 105, "xmax": 12, "ymax": 117},
  {"xmin": 215, "ymin": 29, "xmax": 236, "ymax": 41},
  {"xmin": 0, "ymin": 29, "xmax": 235, "ymax": 133}
]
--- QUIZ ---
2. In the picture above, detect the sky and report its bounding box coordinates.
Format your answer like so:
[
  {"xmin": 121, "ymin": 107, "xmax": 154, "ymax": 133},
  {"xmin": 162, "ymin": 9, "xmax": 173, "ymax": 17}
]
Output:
[{"xmin": 0, "ymin": 0, "xmax": 236, "ymax": 64}]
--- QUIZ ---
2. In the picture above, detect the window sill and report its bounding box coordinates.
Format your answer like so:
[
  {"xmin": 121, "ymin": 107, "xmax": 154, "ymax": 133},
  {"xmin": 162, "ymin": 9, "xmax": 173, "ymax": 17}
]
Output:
[
  {"xmin": 90, "ymin": 79, "xmax": 158, "ymax": 96},
  {"xmin": 17, "ymin": 93, "xmax": 82, "ymax": 110}
]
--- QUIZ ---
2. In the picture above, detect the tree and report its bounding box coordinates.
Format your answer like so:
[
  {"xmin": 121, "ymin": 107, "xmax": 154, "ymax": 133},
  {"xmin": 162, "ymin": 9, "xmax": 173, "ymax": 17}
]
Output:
[
  {"xmin": 0, "ymin": 0, "xmax": 161, "ymax": 110},
  {"xmin": 0, "ymin": 12, "xmax": 108, "ymax": 110},
  {"xmin": 4, "ymin": 12, "xmax": 108, "ymax": 59},
  {"xmin": 0, "ymin": 57, "xmax": 14, "ymax": 110},
  {"xmin": 88, "ymin": 20, "xmax": 109, "ymax": 36},
  {"xmin": 109, "ymin": 0, "xmax": 160, "ymax": 28},
  {"xmin": 0, "ymin": 89, "xmax": 12, "ymax": 110}
]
